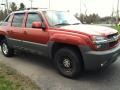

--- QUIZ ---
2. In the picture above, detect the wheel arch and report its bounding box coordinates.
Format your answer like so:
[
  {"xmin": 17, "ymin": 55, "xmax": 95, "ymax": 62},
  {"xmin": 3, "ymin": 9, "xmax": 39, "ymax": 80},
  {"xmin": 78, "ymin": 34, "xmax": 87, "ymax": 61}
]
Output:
[
  {"xmin": 0, "ymin": 35, "xmax": 6, "ymax": 45},
  {"xmin": 48, "ymin": 41, "xmax": 84, "ymax": 69}
]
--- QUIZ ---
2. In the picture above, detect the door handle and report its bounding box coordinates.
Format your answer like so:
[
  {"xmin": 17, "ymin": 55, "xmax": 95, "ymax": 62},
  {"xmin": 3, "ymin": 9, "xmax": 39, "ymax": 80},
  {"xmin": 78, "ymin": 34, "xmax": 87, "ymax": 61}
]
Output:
[
  {"xmin": 24, "ymin": 31, "xmax": 27, "ymax": 34},
  {"xmin": 7, "ymin": 30, "xmax": 12, "ymax": 33}
]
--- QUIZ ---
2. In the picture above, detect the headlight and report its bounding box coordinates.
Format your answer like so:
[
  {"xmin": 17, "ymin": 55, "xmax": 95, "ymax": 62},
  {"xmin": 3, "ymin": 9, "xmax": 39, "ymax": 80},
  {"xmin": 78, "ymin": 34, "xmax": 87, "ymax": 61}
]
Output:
[
  {"xmin": 92, "ymin": 35, "xmax": 108, "ymax": 44},
  {"xmin": 92, "ymin": 35, "xmax": 108, "ymax": 49}
]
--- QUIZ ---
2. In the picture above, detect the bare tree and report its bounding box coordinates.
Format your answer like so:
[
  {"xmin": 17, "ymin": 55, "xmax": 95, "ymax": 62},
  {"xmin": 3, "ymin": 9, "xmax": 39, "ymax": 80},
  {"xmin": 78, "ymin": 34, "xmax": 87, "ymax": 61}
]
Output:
[{"xmin": 10, "ymin": 2, "xmax": 17, "ymax": 11}]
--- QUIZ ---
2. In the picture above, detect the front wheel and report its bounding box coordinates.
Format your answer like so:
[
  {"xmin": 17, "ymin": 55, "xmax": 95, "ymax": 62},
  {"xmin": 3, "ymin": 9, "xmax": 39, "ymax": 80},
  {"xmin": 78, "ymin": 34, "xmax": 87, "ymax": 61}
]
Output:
[
  {"xmin": 54, "ymin": 47, "xmax": 83, "ymax": 78},
  {"xmin": 1, "ymin": 40, "xmax": 14, "ymax": 57}
]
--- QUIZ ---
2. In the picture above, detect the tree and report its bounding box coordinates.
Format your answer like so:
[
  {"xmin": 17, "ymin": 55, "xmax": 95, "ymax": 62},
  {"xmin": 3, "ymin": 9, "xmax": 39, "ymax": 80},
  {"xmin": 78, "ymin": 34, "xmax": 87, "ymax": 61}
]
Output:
[
  {"xmin": 10, "ymin": 2, "xmax": 17, "ymax": 11},
  {"xmin": 75, "ymin": 13, "xmax": 100, "ymax": 24},
  {"xmin": 0, "ymin": 10, "xmax": 4, "ymax": 21},
  {"xmin": 19, "ymin": 3, "xmax": 25, "ymax": 10},
  {"xmin": 85, "ymin": 14, "xmax": 100, "ymax": 24},
  {"xmin": 75, "ymin": 13, "xmax": 86, "ymax": 23},
  {"xmin": 0, "ymin": 10, "xmax": 8, "ymax": 20},
  {"xmin": 75, "ymin": 13, "xmax": 79, "ymax": 19},
  {"xmin": 79, "ymin": 14, "xmax": 87, "ymax": 23}
]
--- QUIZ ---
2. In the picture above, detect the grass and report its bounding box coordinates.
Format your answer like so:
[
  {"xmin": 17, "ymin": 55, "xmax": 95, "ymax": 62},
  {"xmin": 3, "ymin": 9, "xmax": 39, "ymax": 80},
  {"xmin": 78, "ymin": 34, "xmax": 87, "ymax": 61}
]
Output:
[
  {"xmin": 112, "ymin": 25, "xmax": 120, "ymax": 33},
  {"xmin": 0, "ymin": 75, "xmax": 13, "ymax": 90},
  {"xmin": 0, "ymin": 62, "xmax": 40, "ymax": 90}
]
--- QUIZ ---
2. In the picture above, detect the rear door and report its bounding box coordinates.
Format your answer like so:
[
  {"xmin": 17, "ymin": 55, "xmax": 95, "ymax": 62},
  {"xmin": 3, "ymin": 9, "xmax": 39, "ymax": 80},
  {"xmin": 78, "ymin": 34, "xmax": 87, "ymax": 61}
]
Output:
[{"xmin": 7, "ymin": 13, "xmax": 25, "ymax": 47}]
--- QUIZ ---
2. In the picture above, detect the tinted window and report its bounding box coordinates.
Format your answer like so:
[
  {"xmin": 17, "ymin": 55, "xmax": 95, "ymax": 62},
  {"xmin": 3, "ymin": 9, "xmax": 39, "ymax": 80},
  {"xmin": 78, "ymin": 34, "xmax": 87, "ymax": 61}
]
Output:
[
  {"xmin": 1, "ymin": 15, "xmax": 11, "ymax": 26},
  {"xmin": 4, "ymin": 15, "xmax": 10, "ymax": 22},
  {"xmin": 12, "ymin": 13, "xmax": 24, "ymax": 27},
  {"xmin": 26, "ymin": 13, "xmax": 42, "ymax": 28}
]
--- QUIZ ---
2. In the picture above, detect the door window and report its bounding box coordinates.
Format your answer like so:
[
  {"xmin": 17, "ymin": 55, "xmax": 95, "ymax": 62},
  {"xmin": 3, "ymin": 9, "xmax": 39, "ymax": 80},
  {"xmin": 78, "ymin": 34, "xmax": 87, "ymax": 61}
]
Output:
[
  {"xmin": 26, "ymin": 13, "xmax": 42, "ymax": 28},
  {"xmin": 12, "ymin": 13, "xmax": 24, "ymax": 27},
  {"xmin": 1, "ymin": 15, "xmax": 11, "ymax": 26}
]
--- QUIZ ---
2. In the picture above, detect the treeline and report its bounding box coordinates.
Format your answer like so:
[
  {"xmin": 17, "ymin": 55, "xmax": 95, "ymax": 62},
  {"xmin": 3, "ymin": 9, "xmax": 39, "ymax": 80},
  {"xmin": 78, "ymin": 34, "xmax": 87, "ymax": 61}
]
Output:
[
  {"xmin": 0, "ymin": 2, "xmax": 25, "ymax": 20},
  {"xmin": 75, "ymin": 13, "xmax": 117, "ymax": 24},
  {"xmin": 0, "ymin": 2, "xmax": 118, "ymax": 24}
]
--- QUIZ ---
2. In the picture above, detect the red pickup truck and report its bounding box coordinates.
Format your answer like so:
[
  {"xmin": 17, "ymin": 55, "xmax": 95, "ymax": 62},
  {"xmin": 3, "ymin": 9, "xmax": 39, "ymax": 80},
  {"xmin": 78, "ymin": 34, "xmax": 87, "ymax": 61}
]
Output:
[{"xmin": 0, "ymin": 9, "xmax": 120, "ymax": 78}]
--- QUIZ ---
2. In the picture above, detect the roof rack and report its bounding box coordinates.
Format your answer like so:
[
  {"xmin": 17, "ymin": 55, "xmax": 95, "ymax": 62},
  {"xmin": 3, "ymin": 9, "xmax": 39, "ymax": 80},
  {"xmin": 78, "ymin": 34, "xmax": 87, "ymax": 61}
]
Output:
[{"xmin": 26, "ymin": 8, "xmax": 48, "ymax": 10}]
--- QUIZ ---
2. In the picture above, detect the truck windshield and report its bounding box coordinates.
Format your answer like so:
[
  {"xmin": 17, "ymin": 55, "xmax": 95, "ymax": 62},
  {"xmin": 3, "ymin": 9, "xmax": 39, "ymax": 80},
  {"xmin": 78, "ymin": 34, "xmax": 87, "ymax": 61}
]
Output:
[{"xmin": 43, "ymin": 11, "xmax": 81, "ymax": 27}]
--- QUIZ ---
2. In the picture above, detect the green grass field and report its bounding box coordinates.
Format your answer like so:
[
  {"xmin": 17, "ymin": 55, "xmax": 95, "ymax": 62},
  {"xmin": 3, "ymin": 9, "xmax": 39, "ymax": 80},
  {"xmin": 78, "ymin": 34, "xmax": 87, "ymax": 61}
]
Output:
[
  {"xmin": 0, "ymin": 75, "xmax": 13, "ymax": 90},
  {"xmin": 0, "ymin": 63, "xmax": 40, "ymax": 90}
]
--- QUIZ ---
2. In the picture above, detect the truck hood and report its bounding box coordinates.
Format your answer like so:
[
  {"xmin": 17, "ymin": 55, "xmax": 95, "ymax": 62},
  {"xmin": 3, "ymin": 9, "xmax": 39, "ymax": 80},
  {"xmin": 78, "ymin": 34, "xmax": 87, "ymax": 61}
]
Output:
[{"xmin": 60, "ymin": 24, "xmax": 117, "ymax": 36}]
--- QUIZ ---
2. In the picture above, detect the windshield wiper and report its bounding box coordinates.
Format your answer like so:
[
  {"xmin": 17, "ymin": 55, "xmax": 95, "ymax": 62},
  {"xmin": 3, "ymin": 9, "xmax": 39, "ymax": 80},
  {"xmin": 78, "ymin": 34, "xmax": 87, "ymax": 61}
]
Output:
[
  {"xmin": 54, "ymin": 23, "xmax": 71, "ymax": 26},
  {"xmin": 72, "ymin": 23, "xmax": 81, "ymax": 25}
]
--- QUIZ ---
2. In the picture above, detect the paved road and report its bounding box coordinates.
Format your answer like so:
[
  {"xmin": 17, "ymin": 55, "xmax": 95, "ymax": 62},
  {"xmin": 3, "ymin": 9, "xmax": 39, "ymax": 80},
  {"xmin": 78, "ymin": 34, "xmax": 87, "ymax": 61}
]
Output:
[{"xmin": 0, "ymin": 50, "xmax": 120, "ymax": 90}]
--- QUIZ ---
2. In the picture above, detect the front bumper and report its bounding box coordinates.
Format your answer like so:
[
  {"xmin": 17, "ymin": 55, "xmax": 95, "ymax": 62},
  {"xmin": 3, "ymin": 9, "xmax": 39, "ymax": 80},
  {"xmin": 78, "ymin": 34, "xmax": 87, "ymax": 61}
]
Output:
[{"xmin": 80, "ymin": 43, "xmax": 120, "ymax": 70}]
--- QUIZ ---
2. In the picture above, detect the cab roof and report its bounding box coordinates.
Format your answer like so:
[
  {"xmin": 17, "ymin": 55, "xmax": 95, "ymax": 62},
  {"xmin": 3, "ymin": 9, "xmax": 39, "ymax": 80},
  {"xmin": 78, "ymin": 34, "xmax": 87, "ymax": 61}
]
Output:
[
  {"xmin": 11, "ymin": 8, "xmax": 67, "ymax": 14},
  {"xmin": 12, "ymin": 9, "xmax": 48, "ymax": 14}
]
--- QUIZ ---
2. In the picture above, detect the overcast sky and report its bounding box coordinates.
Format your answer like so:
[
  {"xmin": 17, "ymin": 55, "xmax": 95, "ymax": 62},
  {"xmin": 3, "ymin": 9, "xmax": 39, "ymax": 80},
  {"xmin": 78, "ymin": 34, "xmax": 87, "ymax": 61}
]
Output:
[{"xmin": 0, "ymin": 0, "xmax": 119, "ymax": 17}]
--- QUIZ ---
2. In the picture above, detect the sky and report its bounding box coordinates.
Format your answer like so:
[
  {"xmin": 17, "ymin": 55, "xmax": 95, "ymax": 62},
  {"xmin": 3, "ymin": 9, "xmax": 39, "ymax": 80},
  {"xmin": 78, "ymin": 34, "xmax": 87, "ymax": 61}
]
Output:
[{"xmin": 0, "ymin": 0, "xmax": 119, "ymax": 17}]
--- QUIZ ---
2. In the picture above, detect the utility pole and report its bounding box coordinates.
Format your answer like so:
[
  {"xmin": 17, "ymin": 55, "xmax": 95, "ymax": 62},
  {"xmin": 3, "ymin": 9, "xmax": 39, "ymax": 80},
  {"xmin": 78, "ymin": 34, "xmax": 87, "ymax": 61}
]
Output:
[
  {"xmin": 80, "ymin": 0, "xmax": 82, "ymax": 14},
  {"xmin": 83, "ymin": 2, "xmax": 87, "ymax": 16},
  {"xmin": 29, "ymin": 0, "xmax": 33, "ymax": 8},
  {"xmin": 111, "ymin": 7, "xmax": 114, "ymax": 25},
  {"xmin": 6, "ymin": 0, "xmax": 9, "ymax": 14},
  {"xmin": 116, "ymin": 0, "xmax": 119, "ymax": 23},
  {"xmin": 1, "ymin": 0, "xmax": 9, "ymax": 15},
  {"xmin": 31, "ymin": 0, "xmax": 33, "ymax": 8},
  {"xmin": 49, "ymin": 0, "xmax": 50, "ymax": 9},
  {"xmin": 1, "ymin": 3, "xmax": 6, "ymax": 10}
]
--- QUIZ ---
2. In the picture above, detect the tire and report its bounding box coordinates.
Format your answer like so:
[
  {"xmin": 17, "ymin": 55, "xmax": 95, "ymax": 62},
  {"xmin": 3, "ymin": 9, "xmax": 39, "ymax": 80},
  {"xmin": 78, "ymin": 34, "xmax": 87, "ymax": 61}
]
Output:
[
  {"xmin": 54, "ymin": 47, "xmax": 82, "ymax": 78},
  {"xmin": 1, "ymin": 40, "xmax": 14, "ymax": 57}
]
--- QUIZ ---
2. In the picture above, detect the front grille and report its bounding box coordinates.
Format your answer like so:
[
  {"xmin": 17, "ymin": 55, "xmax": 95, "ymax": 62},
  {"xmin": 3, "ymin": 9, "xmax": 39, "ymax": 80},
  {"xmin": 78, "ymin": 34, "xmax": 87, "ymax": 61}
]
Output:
[
  {"xmin": 109, "ymin": 41, "xmax": 118, "ymax": 47},
  {"xmin": 107, "ymin": 33, "xmax": 118, "ymax": 39},
  {"xmin": 107, "ymin": 33, "xmax": 119, "ymax": 47}
]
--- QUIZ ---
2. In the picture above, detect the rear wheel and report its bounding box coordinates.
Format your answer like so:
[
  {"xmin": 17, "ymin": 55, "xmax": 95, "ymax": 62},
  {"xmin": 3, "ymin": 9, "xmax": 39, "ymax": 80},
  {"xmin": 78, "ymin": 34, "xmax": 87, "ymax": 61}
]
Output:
[
  {"xmin": 54, "ymin": 47, "xmax": 82, "ymax": 78},
  {"xmin": 1, "ymin": 40, "xmax": 14, "ymax": 57}
]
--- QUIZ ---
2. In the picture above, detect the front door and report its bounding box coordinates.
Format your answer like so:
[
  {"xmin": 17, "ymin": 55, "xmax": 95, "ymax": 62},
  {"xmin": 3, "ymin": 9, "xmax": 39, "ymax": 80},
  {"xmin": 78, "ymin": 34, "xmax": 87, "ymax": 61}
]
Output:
[{"xmin": 22, "ymin": 12, "xmax": 49, "ymax": 54}]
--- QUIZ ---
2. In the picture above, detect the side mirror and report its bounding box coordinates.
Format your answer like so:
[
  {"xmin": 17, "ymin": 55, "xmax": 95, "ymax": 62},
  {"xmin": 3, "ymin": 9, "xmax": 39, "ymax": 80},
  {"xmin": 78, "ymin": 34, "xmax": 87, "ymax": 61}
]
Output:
[{"xmin": 32, "ymin": 22, "xmax": 42, "ymax": 28}]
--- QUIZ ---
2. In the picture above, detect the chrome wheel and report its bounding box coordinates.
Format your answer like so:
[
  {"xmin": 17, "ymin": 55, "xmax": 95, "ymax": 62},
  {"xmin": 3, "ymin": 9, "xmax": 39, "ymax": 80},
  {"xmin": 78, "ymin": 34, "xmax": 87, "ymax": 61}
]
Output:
[
  {"xmin": 63, "ymin": 58, "xmax": 71, "ymax": 68},
  {"xmin": 59, "ymin": 57, "xmax": 73, "ymax": 72},
  {"xmin": 2, "ymin": 43, "xmax": 8, "ymax": 55},
  {"xmin": 1, "ymin": 40, "xmax": 14, "ymax": 57}
]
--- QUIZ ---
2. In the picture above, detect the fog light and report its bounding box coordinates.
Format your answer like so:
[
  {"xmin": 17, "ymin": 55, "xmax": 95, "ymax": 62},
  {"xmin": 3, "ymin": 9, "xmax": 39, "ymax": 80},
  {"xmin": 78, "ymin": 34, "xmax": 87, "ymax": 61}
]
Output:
[
  {"xmin": 95, "ymin": 43, "xmax": 109, "ymax": 50},
  {"xmin": 101, "ymin": 64, "xmax": 104, "ymax": 67},
  {"xmin": 96, "ymin": 44, "xmax": 102, "ymax": 48}
]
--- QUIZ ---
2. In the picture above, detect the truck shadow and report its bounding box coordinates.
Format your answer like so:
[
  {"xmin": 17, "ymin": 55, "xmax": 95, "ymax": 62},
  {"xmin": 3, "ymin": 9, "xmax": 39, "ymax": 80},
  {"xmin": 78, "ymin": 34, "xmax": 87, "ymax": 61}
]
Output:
[{"xmin": 15, "ymin": 51, "xmax": 55, "ymax": 71}]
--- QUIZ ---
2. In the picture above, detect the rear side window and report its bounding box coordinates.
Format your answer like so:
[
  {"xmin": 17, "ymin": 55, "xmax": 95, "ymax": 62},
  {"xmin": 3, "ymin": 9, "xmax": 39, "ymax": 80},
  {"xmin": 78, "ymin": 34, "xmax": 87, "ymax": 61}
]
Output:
[
  {"xmin": 4, "ymin": 15, "xmax": 10, "ymax": 22},
  {"xmin": 1, "ymin": 15, "xmax": 11, "ymax": 26},
  {"xmin": 12, "ymin": 13, "xmax": 24, "ymax": 27},
  {"xmin": 26, "ymin": 13, "xmax": 42, "ymax": 28}
]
